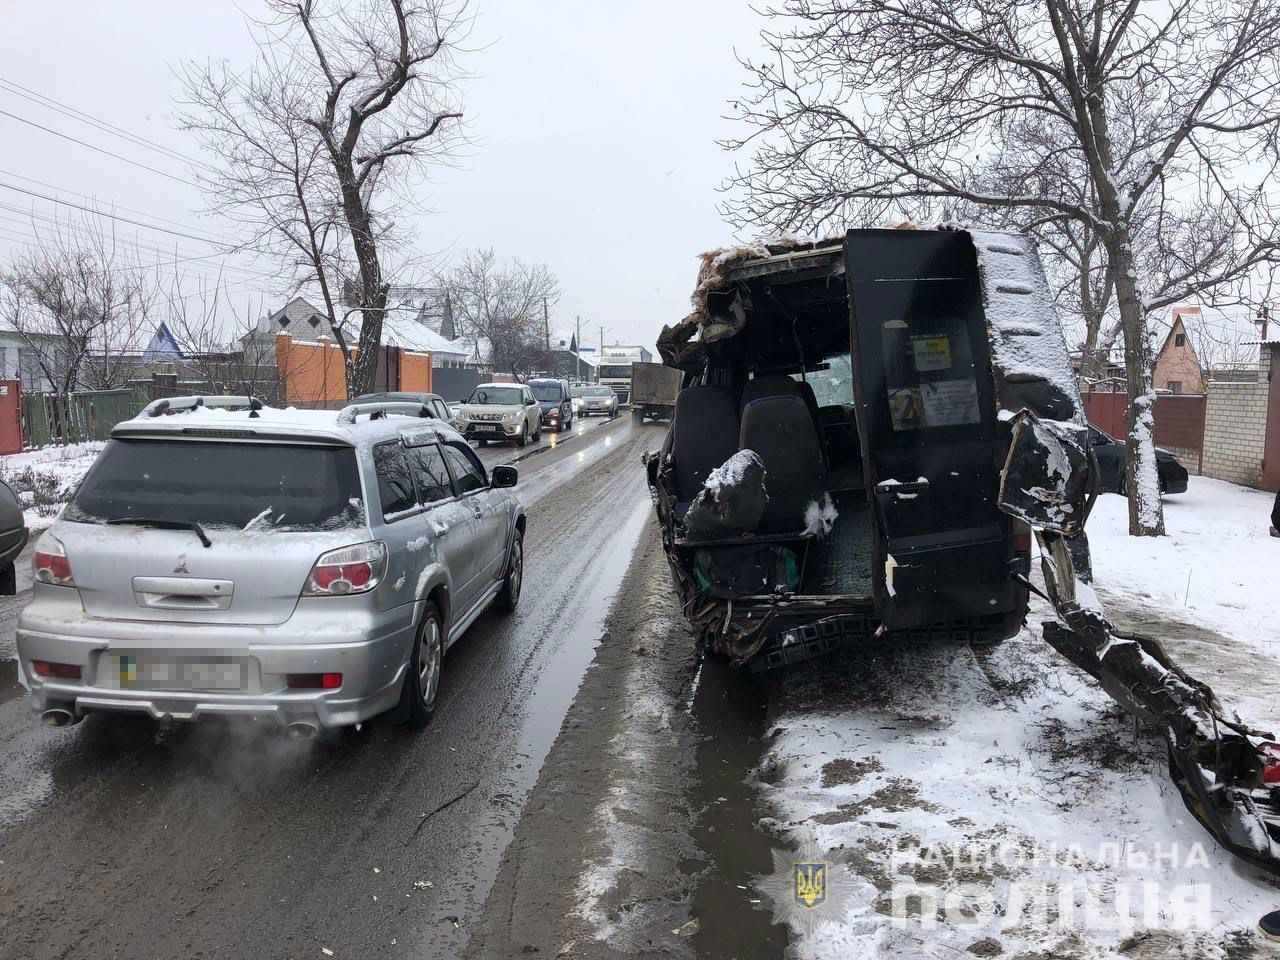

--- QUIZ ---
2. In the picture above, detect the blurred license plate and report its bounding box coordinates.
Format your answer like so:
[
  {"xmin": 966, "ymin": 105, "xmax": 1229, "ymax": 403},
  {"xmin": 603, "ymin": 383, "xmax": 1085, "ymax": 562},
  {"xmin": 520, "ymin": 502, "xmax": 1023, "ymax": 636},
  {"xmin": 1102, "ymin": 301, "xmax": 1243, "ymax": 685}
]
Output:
[
  {"xmin": 118, "ymin": 657, "xmax": 245, "ymax": 691},
  {"xmin": 475, "ymin": 424, "xmax": 498, "ymax": 432}
]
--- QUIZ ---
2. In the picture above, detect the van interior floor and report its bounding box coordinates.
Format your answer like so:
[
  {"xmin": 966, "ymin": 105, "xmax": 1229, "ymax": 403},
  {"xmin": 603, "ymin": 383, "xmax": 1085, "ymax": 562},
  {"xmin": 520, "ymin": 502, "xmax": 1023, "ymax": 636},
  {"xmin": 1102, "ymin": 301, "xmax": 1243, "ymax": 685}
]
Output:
[{"xmin": 803, "ymin": 492, "xmax": 873, "ymax": 596}]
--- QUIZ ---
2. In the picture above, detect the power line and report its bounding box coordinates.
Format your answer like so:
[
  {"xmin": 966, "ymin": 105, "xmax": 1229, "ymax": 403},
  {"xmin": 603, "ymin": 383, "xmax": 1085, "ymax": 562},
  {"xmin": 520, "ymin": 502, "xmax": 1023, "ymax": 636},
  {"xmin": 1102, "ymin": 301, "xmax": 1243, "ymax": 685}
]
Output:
[
  {"xmin": 0, "ymin": 109, "xmax": 199, "ymax": 188},
  {"xmin": 0, "ymin": 180, "xmax": 238, "ymax": 249},
  {"xmin": 0, "ymin": 75, "xmax": 215, "ymax": 174},
  {"xmin": 0, "ymin": 167, "xmax": 228, "ymax": 241},
  {"xmin": 0, "ymin": 204, "xmax": 268, "ymax": 275},
  {"xmin": 0, "ymin": 219, "xmax": 276, "ymax": 288}
]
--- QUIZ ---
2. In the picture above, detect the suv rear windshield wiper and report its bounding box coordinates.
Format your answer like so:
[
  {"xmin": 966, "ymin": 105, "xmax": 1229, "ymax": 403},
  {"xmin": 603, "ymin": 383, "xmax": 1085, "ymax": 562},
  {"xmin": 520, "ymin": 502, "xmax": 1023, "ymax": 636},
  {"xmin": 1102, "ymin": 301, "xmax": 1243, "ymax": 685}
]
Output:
[{"xmin": 106, "ymin": 517, "xmax": 213, "ymax": 548}]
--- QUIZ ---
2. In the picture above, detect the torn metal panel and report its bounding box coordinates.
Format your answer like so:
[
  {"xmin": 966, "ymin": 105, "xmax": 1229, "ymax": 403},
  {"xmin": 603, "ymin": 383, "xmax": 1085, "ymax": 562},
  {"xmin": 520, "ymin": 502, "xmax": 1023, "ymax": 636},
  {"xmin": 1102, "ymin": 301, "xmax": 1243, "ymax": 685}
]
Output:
[
  {"xmin": 1008, "ymin": 419, "xmax": 1280, "ymax": 876},
  {"xmin": 998, "ymin": 412, "xmax": 1092, "ymax": 536}
]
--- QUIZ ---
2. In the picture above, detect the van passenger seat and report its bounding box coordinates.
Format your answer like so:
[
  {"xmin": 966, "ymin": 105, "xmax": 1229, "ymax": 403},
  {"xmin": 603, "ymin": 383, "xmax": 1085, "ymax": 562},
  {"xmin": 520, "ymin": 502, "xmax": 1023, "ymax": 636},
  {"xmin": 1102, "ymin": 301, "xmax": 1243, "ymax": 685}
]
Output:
[
  {"xmin": 740, "ymin": 394, "xmax": 826, "ymax": 533},
  {"xmin": 671, "ymin": 386, "xmax": 740, "ymax": 508}
]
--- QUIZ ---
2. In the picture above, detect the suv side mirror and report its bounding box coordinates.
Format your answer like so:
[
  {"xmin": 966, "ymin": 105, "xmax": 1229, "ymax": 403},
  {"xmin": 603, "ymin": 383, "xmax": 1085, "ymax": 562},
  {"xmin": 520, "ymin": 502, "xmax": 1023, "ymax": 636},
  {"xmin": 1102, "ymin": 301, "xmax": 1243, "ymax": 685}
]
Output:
[
  {"xmin": 525, "ymin": 397, "xmax": 537, "ymax": 406},
  {"xmin": 491, "ymin": 464, "xmax": 518, "ymax": 488}
]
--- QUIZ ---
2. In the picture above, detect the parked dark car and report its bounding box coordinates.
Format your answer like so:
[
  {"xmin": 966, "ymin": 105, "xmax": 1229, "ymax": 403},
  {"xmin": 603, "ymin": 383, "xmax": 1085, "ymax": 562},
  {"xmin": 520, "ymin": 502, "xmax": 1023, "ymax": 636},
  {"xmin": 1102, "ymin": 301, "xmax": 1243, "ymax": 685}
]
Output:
[
  {"xmin": 0, "ymin": 479, "xmax": 28, "ymax": 595},
  {"xmin": 1088, "ymin": 425, "xmax": 1188, "ymax": 495},
  {"xmin": 527, "ymin": 378, "xmax": 575, "ymax": 432},
  {"xmin": 351, "ymin": 392, "xmax": 454, "ymax": 424}
]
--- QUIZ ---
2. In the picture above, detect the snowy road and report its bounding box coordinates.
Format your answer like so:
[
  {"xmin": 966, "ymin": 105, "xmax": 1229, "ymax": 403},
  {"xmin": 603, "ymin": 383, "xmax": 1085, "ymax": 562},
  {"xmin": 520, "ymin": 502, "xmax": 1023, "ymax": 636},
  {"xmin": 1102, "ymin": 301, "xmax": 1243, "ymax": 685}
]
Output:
[{"xmin": 0, "ymin": 416, "xmax": 665, "ymax": 960}]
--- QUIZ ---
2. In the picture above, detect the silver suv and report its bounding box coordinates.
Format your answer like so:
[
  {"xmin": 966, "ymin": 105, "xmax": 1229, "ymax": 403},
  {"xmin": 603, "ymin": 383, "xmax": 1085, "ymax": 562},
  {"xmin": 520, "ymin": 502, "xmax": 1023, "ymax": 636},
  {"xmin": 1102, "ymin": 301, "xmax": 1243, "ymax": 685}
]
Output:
[{"xmin": 17, "ymin": 396, "xmax": 526, "ymax": 736}]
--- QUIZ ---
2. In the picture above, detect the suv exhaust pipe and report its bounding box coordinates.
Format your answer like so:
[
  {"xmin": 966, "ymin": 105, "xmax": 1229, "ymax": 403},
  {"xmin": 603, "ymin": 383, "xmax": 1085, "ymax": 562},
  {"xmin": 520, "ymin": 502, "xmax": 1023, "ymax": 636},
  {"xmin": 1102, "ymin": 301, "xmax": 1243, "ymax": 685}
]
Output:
[
  {"xmin": 41, "ymin": 708, "xmax": 78, "ymax": 728},
  {"xmin": 285, "ymin": 721, "xmax": 319, "ymax": 741}
]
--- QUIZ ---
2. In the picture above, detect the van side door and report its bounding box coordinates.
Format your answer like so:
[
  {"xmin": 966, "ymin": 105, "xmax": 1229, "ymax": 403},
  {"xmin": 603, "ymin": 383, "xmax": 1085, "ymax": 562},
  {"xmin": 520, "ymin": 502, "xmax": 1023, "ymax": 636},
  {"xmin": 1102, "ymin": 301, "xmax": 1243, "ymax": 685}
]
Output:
[{"xmin": 843, "ymin": 229, "xmax": 1019, "ymax": 631}]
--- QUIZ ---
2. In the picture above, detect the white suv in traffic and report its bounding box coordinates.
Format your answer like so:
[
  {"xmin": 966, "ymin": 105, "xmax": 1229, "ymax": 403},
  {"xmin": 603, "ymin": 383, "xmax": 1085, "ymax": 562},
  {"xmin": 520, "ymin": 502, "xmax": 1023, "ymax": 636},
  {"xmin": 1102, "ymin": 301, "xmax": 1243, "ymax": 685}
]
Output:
[{"xmin": 455, "ymin": 382, "xmax": 542, "ymax": 447}]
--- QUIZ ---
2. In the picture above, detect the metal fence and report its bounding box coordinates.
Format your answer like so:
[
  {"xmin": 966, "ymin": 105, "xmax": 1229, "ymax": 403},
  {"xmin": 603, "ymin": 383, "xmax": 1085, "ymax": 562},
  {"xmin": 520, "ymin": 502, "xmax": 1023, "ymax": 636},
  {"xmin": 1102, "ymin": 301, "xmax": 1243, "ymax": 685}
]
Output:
[{"xmin": 21, "ymin": 388, "xmax": 148, "ymax": 449}]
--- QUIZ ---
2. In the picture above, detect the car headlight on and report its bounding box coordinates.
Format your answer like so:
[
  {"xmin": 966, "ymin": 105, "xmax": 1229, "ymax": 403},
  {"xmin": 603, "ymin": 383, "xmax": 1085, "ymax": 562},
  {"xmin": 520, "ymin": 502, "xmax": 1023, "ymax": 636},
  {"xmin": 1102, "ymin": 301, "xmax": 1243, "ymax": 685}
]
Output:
[{"xmin": 502, "ymin": 410, "xmax": 522, "ymax": 421}]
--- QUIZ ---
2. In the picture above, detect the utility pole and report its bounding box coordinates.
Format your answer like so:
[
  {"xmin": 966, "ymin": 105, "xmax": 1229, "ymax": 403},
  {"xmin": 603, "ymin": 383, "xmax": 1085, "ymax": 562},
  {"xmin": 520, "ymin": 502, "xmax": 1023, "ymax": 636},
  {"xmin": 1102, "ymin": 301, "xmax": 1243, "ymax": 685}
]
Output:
[
  {"xmin": 1259, "ymin": 304, "xmax": 1271, "ymax": 342},
  {"xmin": 543, "ymin": 297, "xmax": 550, "ymax": 375},
  {"xmin": 575, "ymin": 315, "xmax": 581, "ymax": 380},
  {"xmin": 599, "ymin": 325, "xmax": 605, "ymax": 384}
]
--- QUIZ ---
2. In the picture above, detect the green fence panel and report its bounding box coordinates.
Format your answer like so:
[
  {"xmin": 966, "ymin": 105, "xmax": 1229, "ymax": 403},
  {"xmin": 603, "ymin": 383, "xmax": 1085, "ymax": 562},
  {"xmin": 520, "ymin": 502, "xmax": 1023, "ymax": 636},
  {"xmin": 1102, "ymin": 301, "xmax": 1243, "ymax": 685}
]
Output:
[{"xmin": 22, "ymin": 388, "xmax": 149, "ymax": 449}]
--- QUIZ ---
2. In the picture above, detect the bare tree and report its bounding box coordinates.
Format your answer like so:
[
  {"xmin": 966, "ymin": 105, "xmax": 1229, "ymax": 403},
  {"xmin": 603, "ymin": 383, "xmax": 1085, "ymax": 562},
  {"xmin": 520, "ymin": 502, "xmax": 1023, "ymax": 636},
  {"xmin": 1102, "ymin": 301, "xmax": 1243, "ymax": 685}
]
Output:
[
  {"xmin": 0, "ymin": 215, "xmax": 153, "ymax": 398},
  {"xmin": 180, "ymin": 0, "xmax": 470, "ymax": 398},
  {"xmin": 159, "ymin": 274, "xmax": 288, "ymax": 404},
  {"xmin": 725, "ymin": 1, "xmax": 1280, "ymax": 536},
  {"xmin": 440, "ymin": 248, "xmax": 560, "ymax": 381}
]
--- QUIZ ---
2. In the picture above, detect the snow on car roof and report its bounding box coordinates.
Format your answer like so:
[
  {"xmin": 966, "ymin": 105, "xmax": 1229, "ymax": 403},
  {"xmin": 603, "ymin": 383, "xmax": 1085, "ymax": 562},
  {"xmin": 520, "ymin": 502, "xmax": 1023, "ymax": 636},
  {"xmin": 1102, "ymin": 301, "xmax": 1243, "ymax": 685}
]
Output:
[{"xmin": 112, "ymin": 401, "xmax": 463, "ymax": 446}]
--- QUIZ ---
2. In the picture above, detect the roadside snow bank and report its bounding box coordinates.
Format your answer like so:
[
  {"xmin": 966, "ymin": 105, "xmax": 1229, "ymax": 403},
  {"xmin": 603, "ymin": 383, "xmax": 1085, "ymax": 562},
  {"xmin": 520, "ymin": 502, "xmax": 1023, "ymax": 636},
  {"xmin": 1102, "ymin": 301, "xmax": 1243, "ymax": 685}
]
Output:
[{"xmin": 757, "ymin": 611, "xmax": 1279, "ymax": 959}]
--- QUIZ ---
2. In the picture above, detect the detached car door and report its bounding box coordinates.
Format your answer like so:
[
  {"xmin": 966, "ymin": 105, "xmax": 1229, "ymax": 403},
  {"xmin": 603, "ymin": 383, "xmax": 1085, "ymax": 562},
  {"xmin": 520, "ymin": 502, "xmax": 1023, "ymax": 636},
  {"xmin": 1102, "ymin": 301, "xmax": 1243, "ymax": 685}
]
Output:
[{"xmin": 843, "ymin": 229, "xmax": 1023, "ymax": 631}]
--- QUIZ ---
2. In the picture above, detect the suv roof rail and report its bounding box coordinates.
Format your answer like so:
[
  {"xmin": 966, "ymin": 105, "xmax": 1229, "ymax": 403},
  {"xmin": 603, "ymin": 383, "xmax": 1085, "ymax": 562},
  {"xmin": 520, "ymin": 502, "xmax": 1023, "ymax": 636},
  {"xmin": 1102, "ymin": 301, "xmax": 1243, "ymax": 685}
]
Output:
[
  {"xmin": 142, "ymin": 395, "xmax": 264, "ymax": 419},
  {"xmin": 335, "ymin": 401, "xmax": 433, "ymax": 425}
]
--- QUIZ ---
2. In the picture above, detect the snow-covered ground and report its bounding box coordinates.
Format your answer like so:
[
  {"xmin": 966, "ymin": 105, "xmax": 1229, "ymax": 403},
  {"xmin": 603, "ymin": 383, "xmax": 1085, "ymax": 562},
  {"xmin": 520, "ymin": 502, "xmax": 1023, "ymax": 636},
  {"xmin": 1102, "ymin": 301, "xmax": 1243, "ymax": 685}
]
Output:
[
  {"xmin": 1088, "ymin": 478, "xmax": 1279, "ymax": 654},
  {"xmin": 758, "ymin": 476, "xmax": 1280, "ymax": 959},
  {"xmin": 0, "ymin": 442, "xmax": 103, "ymax": 529}
]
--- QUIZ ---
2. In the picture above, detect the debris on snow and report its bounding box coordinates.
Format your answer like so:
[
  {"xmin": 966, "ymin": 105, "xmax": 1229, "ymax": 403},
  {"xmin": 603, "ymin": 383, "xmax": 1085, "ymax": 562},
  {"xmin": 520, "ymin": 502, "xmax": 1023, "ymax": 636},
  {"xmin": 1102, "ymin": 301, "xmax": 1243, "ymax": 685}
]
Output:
[{"xmin": 672, "ymin": 918, "xmax": 700, "ymax": 937}]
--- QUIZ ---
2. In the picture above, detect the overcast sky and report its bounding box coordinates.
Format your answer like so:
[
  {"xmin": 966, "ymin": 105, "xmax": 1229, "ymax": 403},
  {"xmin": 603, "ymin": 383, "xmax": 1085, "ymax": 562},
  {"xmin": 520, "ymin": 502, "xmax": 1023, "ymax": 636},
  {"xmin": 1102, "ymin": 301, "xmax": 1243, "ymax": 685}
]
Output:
[{"xmin": 0, "ymin": 1, "xmax": 767, "ymax": 355}]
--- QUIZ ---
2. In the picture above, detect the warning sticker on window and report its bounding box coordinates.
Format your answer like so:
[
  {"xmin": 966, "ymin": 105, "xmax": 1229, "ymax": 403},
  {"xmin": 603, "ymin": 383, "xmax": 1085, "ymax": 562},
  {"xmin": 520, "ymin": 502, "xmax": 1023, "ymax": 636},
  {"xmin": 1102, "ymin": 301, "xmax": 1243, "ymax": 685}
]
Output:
[
  {"xmin": 888, "ymin": 387, "xmax": 925, "ymax": 431},
  {"xmin": 911, "ymin": 336, "xmax": 952, "ymax": 372},
  {"xmin": 920, "ymin": 379, "xmax": 980, "ymax": 427}
]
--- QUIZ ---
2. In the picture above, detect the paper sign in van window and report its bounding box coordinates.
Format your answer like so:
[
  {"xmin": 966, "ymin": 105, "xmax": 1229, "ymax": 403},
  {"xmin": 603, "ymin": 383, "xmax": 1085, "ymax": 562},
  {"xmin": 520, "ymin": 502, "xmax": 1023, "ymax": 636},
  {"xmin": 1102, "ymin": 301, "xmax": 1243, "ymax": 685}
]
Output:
[
  {"xmin": 920, "ymin": 379, "xmax": 980, "ymax": 427},
  {"xmin": 911, "ymin": 336, "xmax": 952, "ymax": 372}
]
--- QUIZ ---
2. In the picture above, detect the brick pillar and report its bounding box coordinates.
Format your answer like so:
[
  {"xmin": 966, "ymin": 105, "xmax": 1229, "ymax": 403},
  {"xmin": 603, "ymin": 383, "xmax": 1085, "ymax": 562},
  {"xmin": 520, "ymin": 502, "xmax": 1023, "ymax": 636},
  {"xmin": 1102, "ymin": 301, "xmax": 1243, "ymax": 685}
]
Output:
[{"xmin": 1262, "ymin": 345, "xmax": 1280, "ymax": 491}]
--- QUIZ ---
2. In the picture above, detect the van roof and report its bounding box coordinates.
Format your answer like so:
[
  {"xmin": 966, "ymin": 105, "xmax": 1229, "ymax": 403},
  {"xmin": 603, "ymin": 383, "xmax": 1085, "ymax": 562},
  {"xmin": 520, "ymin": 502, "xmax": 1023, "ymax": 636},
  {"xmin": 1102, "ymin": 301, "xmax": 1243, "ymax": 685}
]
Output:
[{"xmin": 112, "ymin": 399, "xmax": 464, "ymax": 447}]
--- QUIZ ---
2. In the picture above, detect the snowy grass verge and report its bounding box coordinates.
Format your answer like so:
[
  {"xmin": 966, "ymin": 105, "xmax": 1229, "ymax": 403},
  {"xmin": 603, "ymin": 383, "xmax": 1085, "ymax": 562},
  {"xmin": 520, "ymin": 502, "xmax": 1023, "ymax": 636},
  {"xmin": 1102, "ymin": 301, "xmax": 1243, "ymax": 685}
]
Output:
[{"xmin": 0, "ymin": 442, "xmax": 104, "ymax": 529}]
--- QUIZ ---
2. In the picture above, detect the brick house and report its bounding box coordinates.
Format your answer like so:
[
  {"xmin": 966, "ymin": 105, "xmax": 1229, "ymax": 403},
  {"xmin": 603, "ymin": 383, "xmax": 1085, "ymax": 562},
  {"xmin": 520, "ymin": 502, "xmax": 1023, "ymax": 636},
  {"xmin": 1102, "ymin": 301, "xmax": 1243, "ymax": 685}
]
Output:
[{"xmin": 1152, "ymin": 306, "xmax": 1205, "ymax": 394}]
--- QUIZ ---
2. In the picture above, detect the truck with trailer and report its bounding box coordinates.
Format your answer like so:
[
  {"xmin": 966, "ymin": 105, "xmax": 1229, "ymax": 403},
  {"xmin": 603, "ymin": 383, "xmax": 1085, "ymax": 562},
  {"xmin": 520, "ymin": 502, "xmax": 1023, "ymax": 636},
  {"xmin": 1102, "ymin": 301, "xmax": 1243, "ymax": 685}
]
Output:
[{"xmin": 596, "ymin": 345, "xmax": 653, "ymax": 404}]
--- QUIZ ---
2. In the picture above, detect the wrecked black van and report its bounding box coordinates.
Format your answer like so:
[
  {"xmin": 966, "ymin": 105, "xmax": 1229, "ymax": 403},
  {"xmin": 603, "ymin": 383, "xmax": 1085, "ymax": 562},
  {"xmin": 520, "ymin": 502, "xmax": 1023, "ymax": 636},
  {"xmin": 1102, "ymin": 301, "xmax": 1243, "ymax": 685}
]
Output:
[
  {"xmin": 647, "ymin": 226, "xmax": 1280, "ymax": 879},
  {"xmin": 647, "ymin": 228, "xmax": 1066, "ymax": 667}
]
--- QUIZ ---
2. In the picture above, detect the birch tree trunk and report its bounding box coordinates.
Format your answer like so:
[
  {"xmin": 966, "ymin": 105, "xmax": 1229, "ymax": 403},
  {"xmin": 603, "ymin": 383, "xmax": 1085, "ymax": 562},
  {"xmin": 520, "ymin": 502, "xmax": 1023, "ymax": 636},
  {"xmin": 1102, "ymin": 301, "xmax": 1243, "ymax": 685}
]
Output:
[{"xmin": 1107, "ymin": 232, "xmax": 1165, "ymax": 536}]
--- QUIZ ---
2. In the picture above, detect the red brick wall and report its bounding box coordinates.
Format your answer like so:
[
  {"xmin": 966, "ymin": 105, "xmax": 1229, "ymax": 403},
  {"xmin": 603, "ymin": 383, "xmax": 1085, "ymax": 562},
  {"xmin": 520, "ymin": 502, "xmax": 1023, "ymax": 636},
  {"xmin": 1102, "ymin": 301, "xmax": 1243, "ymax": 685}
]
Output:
[
  {"xmin": 275, "ymin": 336, "xmax": 350, "ymax": 407},
  {"xmin": 401, "ymin": 352, "xmax": 433, "ymax": 393}
]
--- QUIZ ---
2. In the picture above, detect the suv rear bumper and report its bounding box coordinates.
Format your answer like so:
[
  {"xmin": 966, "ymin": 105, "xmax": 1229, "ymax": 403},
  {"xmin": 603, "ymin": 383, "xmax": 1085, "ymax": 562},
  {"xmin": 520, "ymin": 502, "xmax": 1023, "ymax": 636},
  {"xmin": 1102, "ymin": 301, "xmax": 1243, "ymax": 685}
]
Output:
[{"xmin": 16, "ymin": 593, "xmax": 416, "ymax": 728}]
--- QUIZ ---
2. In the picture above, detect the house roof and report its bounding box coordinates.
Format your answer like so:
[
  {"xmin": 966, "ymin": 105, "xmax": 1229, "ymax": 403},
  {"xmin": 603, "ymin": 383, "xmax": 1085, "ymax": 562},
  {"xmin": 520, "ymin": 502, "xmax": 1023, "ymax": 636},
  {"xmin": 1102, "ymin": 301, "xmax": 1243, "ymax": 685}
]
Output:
[
  {"xmin": 143, "ymin": 320, "xmax": 196, "ymax": 358},
  {"xmin": 1155, "ymin": 309, "xmax": 1201, "ymax": 363},
  {"xmin": 379, "ymin": 315, "xmax": 468, "ymax": 358},
  {"xmin": 267, "ymin": 296, "xmax": 329, "ymax": 333}
]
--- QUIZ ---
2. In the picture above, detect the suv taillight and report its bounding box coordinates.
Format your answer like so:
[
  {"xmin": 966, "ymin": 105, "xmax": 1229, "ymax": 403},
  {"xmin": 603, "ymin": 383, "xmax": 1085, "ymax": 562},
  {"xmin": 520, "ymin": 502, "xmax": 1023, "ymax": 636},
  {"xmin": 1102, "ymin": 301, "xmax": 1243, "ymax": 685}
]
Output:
[
  {"xmin": 33, "ymin": 532, "xmax": 75, "ymax": 587},
  {"xmin": 303, "ymin": 541, "xmax": 387, "ymax": 597}
]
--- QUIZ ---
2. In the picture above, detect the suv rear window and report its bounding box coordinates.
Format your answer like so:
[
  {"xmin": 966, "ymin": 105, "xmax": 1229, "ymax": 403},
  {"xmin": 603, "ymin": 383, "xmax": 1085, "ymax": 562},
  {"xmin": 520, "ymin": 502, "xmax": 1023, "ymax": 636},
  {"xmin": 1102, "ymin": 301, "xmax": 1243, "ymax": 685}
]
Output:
[{"xmin": 66, "ymin": 439, "xmax": 364, "ymax": 531}]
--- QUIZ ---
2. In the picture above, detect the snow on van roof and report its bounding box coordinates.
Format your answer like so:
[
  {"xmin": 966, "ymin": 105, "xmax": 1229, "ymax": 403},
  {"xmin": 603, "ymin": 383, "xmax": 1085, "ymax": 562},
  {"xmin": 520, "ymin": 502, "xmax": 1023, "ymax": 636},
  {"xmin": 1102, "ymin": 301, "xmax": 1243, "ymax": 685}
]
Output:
[{"xmin": 669, "ymin": 225, "xmax": 1085, "ymax": 425}]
